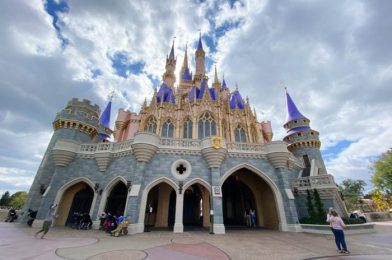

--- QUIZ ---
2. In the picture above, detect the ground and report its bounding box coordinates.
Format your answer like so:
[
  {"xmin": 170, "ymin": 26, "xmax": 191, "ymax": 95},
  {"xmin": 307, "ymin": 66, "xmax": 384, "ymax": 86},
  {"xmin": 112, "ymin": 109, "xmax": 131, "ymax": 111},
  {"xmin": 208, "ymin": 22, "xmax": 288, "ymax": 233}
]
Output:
[{"xmin": 1, "ymin": 222, "xmax": 392, "ymax": 259}]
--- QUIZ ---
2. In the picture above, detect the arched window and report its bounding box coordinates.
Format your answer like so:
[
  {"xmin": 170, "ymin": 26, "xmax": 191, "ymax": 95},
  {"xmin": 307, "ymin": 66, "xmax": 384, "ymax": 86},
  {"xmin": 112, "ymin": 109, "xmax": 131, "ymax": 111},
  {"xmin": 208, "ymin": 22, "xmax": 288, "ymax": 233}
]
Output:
[
  {"xmin": 234, "ymin": 125, "xmax": 247, "ymax": 143},
  {"xmin": 161, "ymin": 118, "xmax": 174, "ymax": 138},
  {"xmin": 198, "ymin": 111, "xmax": 216, "ymax": 140},
  {"xmin": 251, "ymin": 125, "xmax": 258, "ymax": 143},
  {"xmin": 144, "ymin": 116, "xmax": 157, "ymax": 134},
  {"xmin": 183, "ymin": 117, "xmax": 193, "ymax": 139}
]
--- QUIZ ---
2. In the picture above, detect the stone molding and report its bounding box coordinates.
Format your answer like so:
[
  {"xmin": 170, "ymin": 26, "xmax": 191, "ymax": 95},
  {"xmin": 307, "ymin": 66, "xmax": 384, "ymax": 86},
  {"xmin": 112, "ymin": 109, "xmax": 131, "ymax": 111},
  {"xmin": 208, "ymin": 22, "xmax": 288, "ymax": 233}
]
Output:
[
  {"xmin": 52, "ymin": 140, "xmax": 79, "ymax": 166},
  {"xmin": 200, "ymin": 137, "xmax": 227, "ymax": 168},
  {"xmin": 94, "ymin": 152, "xmax": 113, "ymax": 172},
  {"xmin": 131, "ymin": 132, "xmax": 160, "ymax": 162},
  {"xmin": 264, "ymin": 141, "xmax": 291, "ymax": 168}
]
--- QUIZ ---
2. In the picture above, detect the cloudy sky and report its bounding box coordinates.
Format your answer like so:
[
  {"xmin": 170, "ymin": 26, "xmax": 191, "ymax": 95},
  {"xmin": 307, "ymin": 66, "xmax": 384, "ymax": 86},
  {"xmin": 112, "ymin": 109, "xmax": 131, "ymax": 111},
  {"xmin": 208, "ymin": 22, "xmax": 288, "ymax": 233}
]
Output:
[{"xmin": 1, "ymin": 0, "xmax": 391, "ymax": 195}]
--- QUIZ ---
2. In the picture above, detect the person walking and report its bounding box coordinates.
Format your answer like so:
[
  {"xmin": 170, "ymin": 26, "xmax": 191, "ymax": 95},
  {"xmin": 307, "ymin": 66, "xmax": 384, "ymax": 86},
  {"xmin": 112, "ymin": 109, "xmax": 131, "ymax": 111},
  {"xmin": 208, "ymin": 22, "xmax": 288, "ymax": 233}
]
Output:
[
  {"xmin": 327, "ymin": 208, "xmax": 350, "ymax": 254},
  {"xmin": 35, "ymin": 203, "xmax": 57, "ymax": 239},
  {"xmin": 250, "ymin": 209, "xmax": 256, "ymax": 227}
]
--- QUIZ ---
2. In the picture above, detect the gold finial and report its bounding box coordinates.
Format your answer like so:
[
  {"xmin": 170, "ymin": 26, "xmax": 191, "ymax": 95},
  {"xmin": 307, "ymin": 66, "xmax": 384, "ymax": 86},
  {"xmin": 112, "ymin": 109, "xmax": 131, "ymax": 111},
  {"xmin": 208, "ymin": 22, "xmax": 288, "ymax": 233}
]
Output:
[{"xmin": 108, "ymin": 90, "xmax": 115, "ymax": 101}]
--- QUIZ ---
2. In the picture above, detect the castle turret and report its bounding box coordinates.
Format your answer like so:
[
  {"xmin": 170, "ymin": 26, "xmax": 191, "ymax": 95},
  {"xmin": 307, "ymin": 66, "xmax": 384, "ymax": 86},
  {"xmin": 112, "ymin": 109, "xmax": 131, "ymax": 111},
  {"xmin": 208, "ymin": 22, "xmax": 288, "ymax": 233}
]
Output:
[
  {"xmin": 212, "ymin": 65, "xmax": 221, "ymax": 91},
  {"xmin": 21, "ymin": 98, "xmax": 100, "ymax": 220},
  {"xmin": 163, "ymin": 40, "xmax": 176, "ymax": 87},
  {"xmin": 282, "ymin": 90, "xmax": 327, "ymax": 176},
  {"xmin": 194, "ymin": 33, "xmax": 205, "ymax": 84},
  {"xmin": 179, "ymin": 44, "xmax": 193, "ymax": 94}
]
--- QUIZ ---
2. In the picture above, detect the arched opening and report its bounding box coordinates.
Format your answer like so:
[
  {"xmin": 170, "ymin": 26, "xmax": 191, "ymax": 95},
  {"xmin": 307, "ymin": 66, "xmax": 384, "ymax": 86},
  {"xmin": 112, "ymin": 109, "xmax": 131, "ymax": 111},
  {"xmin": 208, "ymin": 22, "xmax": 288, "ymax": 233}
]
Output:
[
  {"xmin": 56, "ymin": 182, "xmax": 94, "ymax": 226},
  {"xmin": 183, "ymin": 183, "xmax": 211, "ymax": 230},
  {"xmin": 222, "ymin": 168, "xmax": 279, "ymax": 230},
  {"xmin": 105, "ymin": 182, "xmax": 127, "ymax": 217},
  {"xmin": 144, "ymin": 182, "xmax": 176, "ymax": 230}
]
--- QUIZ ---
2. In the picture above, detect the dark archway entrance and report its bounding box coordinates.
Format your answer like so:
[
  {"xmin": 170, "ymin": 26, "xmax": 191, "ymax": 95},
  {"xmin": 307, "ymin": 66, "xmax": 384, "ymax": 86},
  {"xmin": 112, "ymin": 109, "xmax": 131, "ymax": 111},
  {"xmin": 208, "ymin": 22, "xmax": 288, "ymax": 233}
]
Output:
[
  {"xmin": 183, "ymin": 184, "xmax": 203, "ymax": 226},
  {"xmin": 222, "ymin": 175, "xmax": 256, "ymax": 226},
  {"xmin": 222, "ymin": 168, "xmax": 280, "ymax": 230},
  {"xmin": 105, "ymin": 182, "xmax": 127, "ymax": 216},
  {"xmin": 65, "ymin": 186, "xmax": 94, "ymax": 226},
  {"xmin": 145, "ymin": 182, "xmax": 176, "ymax": 230}
]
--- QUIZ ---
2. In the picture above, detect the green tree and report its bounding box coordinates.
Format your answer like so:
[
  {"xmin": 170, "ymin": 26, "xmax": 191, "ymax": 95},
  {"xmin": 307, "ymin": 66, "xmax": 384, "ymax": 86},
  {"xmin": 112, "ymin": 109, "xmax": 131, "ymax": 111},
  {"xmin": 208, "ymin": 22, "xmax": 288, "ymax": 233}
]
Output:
[
  {"xmin": 0, "ymin": 191, "xmax": 11, "ymax": 207},
  {"xmin": 306, "ymin": 189, "xmax": 316, "ymax": 220},
  {"xmin": 371, "ymin": 149, "xmax": 392, "ymax": 194},
  {"xmin": 9, "ymin": 191, "xmax": 28, "ymax": 209},
  {"xmin": 339, "ymin": 179, "xmax": 366, "ymax": 212},
  {"xmin": 313, "ymin": 189, "xmax": 325, "ymax": 222}
]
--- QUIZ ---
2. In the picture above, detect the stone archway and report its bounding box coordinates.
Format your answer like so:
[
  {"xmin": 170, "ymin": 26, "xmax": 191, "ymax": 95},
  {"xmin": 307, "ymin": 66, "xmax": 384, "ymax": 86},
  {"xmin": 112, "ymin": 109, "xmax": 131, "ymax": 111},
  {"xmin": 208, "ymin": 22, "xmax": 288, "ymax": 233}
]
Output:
[
  {"xmin": 105, "ymin": 182, "xmax": 128, "ymax": 217},
  {"xmin": 144, "ymin": 182, "xmax": 176, "ymax": 230},
  {"xmin": 56, "ymin": 180, "xmax": 95, "ymax": 226},
  {"xmin": 221, "ymin": 164, "xmax": 287, "ymax": 231}
]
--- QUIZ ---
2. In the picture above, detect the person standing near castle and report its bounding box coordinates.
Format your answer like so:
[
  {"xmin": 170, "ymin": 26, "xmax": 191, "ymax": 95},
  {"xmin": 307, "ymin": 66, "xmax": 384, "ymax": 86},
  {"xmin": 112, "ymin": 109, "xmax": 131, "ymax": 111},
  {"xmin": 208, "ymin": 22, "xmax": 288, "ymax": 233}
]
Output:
[
  {"xmin": 250, "ymin": 209, "xmax": 256, "ymax": 227},
  {"xmin": 327, "ymin": 208, "xmax": 350, "ymax": 254},
  {"xmin": 35, "ymin": 203, "xmax": 57, "ymax": 239}
]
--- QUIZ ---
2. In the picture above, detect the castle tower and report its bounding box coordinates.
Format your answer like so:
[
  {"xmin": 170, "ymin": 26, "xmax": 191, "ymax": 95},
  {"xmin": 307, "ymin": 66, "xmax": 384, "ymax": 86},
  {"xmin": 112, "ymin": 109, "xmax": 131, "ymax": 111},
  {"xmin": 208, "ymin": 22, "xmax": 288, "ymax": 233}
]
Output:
[
  {"xmin": 179, "ymin": 44, "xmax": 193, "ymax": 95},
  {"xmin": 212, "ymin": 65, "xmax": 221, "ymax": 91},
  {"xmin": 163, "ymin": 40, "xmax": 176, "ymax": 87},
  {"xmin": 96, "ymin": 98, "xmax": 113, "ymax": 141},
  {"xmin": 21, "ymin": 99, "xmax": 100, "ymax": 220},
  {"xmin": 283, "ymin": 90, "xmax": 327, "ymax": 176},
  {"xmin": 194, "ymin": 33, "xmax": 205, "ymax": 84}
]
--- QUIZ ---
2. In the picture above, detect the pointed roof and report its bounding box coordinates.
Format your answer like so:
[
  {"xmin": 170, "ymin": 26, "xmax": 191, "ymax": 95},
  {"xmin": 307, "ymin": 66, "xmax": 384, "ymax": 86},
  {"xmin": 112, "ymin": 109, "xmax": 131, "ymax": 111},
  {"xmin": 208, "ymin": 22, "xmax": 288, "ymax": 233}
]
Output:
[
  {"xmin": 182, "ymin": 43, "xmax": 188, "ymax": 68},
  {"xmin": 169, "ymin": 40, "xmax": 175, "ymax": 60},
  {"xmin": 157, "ymin": 83, "xmax": 175, "ymax": 103},
  {"xmin": 182, "ymin": 67, "xmax": 192, "ymax": 80},
  {"xmin": 230, "ymin": 90, "xmax": 245, "ymax": 109},
  {"xmin": 188, "ymin": 85, "xmax": 199, "ymax": 101},
  {"xmin": 99, "ymin": 100, "xmax": 112, "ymax": 129},
  {"xmin": 197, "ymin": 79, "xmax": 208, "ymax": 99},
  {"xmin": 285, "ymin": 91, "xmax": 307, "ymax": 124},
  {"xmin": 222, "ymin": 75, "xmax": 228, "ymax": 89},
  {"xmin": 197, "ymin": 32, "xmax": 203, "ymax": 50}
]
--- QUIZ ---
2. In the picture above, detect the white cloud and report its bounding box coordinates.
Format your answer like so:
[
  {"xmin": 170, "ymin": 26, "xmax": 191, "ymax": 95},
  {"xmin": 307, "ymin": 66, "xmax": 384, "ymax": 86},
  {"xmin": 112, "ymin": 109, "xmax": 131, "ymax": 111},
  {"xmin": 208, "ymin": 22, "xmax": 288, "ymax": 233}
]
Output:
[{"xmin": 0, "ymin": 0, "xmax": 392, "ymax": 194}]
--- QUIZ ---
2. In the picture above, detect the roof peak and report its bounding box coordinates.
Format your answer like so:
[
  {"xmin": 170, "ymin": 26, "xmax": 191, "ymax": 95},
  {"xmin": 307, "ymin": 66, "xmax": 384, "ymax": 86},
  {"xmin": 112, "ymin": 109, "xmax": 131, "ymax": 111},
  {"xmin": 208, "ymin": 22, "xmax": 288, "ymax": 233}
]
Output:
[{"xmin": 285, "ymin": 91, "xmax": 307, "ymax": 124}]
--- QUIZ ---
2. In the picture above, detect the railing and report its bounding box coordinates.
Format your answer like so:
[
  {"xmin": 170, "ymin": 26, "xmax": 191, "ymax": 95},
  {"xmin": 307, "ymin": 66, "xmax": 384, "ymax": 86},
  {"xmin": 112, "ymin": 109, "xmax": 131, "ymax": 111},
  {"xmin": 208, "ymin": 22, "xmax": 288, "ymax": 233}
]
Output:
[
  {"xmin": 293, "ymin": 175, "xmax": 336, "ymax": 189},
  {"xmin": 79, "ymin": 144, "xmax": 97, "ymax": 153},
  {"xmin": 226, "ymin": 142, "xmax": 265, "ymax": 152},
  {"xmin": 160, "ymin": 138, "xmax": 200, "ymax": 149}
]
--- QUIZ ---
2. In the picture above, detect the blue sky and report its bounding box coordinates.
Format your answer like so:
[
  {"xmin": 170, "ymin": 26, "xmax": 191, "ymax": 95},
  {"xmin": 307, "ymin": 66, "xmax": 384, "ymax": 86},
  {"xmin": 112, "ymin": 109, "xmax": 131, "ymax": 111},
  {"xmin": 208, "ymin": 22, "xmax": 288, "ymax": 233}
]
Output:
[{"xmin": 1, "ymin": 0, "xmax": 392, "ymax": 195}]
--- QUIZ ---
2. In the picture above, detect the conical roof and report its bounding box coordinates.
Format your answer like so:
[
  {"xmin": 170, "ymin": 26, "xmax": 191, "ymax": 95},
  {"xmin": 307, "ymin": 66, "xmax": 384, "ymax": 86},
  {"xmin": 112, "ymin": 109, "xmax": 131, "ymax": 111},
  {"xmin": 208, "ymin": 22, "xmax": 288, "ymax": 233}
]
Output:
[{"xmin": 285, "ymin": 91, "xmax": 307, "ymax": 124}]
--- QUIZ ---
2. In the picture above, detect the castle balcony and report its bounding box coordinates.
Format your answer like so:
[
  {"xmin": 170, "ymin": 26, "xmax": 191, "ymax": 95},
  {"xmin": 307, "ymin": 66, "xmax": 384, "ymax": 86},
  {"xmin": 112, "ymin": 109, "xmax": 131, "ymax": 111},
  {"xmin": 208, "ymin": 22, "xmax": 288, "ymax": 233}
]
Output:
[{"xmin": 293, "ymin": 175, "xmax": 337, "ymax": 190}]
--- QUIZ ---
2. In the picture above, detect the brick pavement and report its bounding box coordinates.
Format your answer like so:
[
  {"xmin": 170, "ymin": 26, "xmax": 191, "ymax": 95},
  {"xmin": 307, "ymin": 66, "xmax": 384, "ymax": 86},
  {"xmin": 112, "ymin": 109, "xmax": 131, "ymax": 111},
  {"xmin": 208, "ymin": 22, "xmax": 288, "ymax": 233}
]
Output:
[{"xmin": 2, "ymin": 222, "xmax": 392, "ymax": 259}]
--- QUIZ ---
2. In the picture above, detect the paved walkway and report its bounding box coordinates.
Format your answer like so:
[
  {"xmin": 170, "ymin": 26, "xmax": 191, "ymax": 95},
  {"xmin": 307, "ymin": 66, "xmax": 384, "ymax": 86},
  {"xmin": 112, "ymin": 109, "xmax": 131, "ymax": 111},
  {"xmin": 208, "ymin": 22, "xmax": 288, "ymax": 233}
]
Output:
[{"xmin": 1, "ymin": 222, "xmax": 392, "ymax": 259}]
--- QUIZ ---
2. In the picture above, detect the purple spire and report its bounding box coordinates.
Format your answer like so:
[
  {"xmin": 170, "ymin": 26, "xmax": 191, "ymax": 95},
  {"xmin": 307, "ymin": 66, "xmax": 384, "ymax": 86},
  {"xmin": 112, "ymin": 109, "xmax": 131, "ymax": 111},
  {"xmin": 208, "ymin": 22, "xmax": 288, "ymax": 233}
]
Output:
[
  {"xmin": 222, "ymin": 78, "xmax": 228, "ymax": 89},
  {"xmin": 197, "ymin": 33, "xmax": 203, "ymax": 50},
  {"xmin": 197, "ymin": 79, "xmax": 208, "ymax": 99},
  {"xmin": 230, "ymin": 90, "xmax": 244, "ymax": 109},
  {"xmin": 169, "ymin": 40, "xmax": 175, "ymax": 60},
  {"xmin": 285, "ymin": 91, "xmax": 307, "ymax": 124},
  {"xmin": 188, "ymin": 85, "xmax": 199, "ymax": 101},
  {"xmin": 182, "ymin": 67, "xmax": 192, "ymax": 80},
  {"xmin": 99, "ymin": 100, "xmax": 112, "ymax": 129},
  {"xmin": 157, "ymin": 83, "xmax": 176, "ymax": 103}
]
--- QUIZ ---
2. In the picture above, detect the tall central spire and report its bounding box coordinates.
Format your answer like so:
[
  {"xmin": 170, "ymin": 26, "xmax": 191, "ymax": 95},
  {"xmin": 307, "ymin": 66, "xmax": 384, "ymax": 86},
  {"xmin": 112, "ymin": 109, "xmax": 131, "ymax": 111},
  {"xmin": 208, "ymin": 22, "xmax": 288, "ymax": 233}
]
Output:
[
  {"xmin": 169, "ymin": 39, "xmax": 175, "ymax": 60},
  {"xmin": 195, "ymin": 32, "xmax": 206, "ymax": 81}
]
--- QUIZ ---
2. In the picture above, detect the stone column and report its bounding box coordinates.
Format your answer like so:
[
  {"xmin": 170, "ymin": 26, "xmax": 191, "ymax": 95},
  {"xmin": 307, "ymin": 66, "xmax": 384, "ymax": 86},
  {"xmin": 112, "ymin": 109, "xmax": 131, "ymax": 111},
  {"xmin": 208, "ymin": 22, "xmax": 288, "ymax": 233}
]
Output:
[
  {"xmin": 200, "ymin": 137, "xmax": 227, "ymax": 234},
  {"xmin": 126, "ymin": 132, "xmax": 160, "ymax": 234},
  {"xmin": 174, "ymin": 191, "xmax": 184, "ymax": 233}
]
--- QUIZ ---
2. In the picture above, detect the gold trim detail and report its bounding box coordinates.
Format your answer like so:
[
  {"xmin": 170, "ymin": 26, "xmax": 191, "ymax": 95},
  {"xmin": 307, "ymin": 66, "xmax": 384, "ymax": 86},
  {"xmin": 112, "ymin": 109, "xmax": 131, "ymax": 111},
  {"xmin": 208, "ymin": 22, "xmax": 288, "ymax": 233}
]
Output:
[{"xmin": 211, "ymin": 136, "xmax": 222, "ymax": 149}]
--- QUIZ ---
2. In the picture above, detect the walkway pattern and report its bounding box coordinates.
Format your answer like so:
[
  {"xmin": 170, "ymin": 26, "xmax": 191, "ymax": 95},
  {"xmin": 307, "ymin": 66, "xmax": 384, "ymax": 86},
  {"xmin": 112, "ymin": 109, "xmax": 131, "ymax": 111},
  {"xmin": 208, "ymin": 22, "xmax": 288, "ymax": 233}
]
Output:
[{"xmin": 1, "ymin": 222, "xmax": 392, "ymax": 260}]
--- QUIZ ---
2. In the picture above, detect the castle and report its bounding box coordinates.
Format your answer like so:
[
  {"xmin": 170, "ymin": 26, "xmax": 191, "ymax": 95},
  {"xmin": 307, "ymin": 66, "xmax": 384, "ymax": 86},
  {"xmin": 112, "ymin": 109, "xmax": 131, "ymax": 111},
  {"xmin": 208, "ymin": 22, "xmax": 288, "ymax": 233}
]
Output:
[{"xmin": 22, "ymin": 35, "xmax": 346, "ymax": 234}]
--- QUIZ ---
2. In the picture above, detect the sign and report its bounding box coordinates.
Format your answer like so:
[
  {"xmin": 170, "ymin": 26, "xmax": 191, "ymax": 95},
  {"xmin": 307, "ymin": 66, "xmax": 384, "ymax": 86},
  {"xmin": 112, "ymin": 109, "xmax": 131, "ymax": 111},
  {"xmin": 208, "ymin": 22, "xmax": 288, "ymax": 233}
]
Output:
[{"xmin": 212, "ymin": 186, "xmax": 222, "ymax": 197}]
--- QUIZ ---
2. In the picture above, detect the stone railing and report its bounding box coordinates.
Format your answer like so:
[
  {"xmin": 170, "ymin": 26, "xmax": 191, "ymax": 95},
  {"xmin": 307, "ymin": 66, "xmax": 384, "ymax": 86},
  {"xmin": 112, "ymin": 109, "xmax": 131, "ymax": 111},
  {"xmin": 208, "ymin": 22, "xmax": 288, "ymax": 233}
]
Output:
[
  {"xmin": 226, "ymin": 142, "xmax": 265, "ymax": 153},
  {"xmin": 160, "ymin": 138, "xmax": 200, "ymax": 149},
  {"xmin": 293, "ymin": 175, "xmax": 336, "ymax": 190}
]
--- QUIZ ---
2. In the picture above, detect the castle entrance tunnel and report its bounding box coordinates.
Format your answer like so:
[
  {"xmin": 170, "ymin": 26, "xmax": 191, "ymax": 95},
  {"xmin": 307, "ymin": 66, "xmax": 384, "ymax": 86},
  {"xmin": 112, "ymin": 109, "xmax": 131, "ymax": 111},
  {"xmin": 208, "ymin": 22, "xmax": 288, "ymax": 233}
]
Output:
[
  {"xmin": 56, "ymin": 182, "xmax": 94, "ymax": 226},
  {"xmin": 222, "ymin": 169, "xmax": 279, "ymax": 230},
  {"xmin": 144, "ymin": 182, "xmax": 176, "ymax": 230},
  {"xmin": 105, "ymin": 182, "xmax": 127, "ymax": 217},
  {"xmin": 183, "ymin": 183, "xmax": 211, "ymax": 229}
]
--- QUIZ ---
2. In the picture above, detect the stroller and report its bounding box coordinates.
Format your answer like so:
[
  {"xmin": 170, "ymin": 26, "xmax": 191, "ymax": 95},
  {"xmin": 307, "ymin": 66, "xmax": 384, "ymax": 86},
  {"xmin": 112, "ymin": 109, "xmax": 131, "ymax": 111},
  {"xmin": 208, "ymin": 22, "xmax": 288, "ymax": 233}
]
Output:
[
  {"xmin": 5, "ymin": 208, "xmax": 18, "ymax": 222},
  {"xmin": 79, "ymin": 213, "xmax": 92, "ymax": 230},
  {"xmin": 103, "ymin": 214, "xmax": 117, "ymax": 233},
  {"xmin": 111, "ymin": 216, "xmax": 129, "ymax": 237},
  {"xmin": 27, "ymin": 209, "xmax": 37, "ymax": 227}
]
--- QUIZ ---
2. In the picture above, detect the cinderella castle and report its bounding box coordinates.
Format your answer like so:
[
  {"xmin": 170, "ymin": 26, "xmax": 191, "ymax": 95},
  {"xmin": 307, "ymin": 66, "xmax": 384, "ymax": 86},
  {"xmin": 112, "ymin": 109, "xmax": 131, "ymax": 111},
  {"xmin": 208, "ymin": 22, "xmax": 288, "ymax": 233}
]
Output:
[{"xmin": 22, "ymin": 35, "xmax": 346, "ymax": 234}]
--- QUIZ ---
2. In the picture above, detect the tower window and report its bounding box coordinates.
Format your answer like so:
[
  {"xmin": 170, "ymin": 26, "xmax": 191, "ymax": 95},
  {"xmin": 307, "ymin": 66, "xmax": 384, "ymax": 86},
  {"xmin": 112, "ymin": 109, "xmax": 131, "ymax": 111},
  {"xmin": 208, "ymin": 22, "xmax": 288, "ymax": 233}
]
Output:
[
  {"xmin": 234, "ymin": 125, "xmax": 247, "ymax": 143},
  {"xmin": 144, "ymin": 116, "xmax": 157, "ymax": 134},
  {"xmin": 183, "ymin": 117, "xmax": 193, "ymax": 139},
  {"xmin": 198, "ymin": 111, "xmax": 216, "ymax": 140},
  {"xmin": 161, "ymin": 119, "xmax": 174, "ymax": 138}
]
